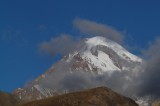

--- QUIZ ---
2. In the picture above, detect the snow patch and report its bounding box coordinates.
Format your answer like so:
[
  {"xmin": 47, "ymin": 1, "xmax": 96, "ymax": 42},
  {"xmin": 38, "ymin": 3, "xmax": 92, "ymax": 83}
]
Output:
[
  {"xmin": 85, "ymin": 36, "xmax": 142, "ymax": 62},
  {"xmin": 82, "ymin": 50, "xmax": 120, "ymax": 74},
  {"xmin": 34, "ymin": 84, "xmax": 48, "ymax": 97}
]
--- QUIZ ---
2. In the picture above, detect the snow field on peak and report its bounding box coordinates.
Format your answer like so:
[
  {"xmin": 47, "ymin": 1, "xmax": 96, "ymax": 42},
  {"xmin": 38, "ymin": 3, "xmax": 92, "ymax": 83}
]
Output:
[
  {"xmin": 85, "ymin": 36, "xmax": 142, "ymax": 62},
  {"xmin": 82, "ymin": 50, "xmax": 120, "ymax": 74}
]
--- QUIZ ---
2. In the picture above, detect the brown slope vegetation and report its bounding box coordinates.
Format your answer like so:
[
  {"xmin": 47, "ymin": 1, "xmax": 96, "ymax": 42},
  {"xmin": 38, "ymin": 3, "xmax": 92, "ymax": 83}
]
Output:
[
  {"xmin": 0, "ymin": 91, "xmax": 20, "ymax": 106},
  {"xmin": 152, "ymin": 100, "xmax": 160, "ymax": 106},
  {"xmin": 20, "ymin": 87, "xmax": 138, "ymax": 106}
]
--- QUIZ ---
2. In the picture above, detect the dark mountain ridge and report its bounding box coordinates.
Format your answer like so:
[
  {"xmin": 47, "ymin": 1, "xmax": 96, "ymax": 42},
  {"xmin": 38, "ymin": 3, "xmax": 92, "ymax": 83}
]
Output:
[{"xmin": 20, "ymin": 86, "xmax": 139, "ymax": 106}]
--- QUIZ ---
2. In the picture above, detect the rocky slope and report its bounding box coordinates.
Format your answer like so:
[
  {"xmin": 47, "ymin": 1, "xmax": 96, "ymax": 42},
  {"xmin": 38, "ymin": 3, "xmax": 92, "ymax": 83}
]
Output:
[{"xmin": 20, "ymin": 87, "xmax": 139, "ymax": 106}]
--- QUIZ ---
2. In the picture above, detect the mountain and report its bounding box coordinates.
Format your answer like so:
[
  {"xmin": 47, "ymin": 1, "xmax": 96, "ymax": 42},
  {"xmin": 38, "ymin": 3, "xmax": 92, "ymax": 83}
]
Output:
[
  {"xmin": 0, "ymin": 91, "xmax": 19, "ymax": 106},
  {"xmin": 20, "ymin": 87, "xmax": 138, "ymax": 106},
  {"xmin": 13, "ymin": 36, "xmax": 143, "ymax": 102}
]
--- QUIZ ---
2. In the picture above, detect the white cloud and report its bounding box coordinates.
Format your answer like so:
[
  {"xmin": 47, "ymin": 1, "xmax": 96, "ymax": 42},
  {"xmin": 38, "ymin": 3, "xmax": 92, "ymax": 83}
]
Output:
[
  {"xmin": 39, "ymin": 34, "xmax": 79, "ymax": 56},
  {"xmin": 73, "ymin": 18, "xmax": 124, "ymax": 44}
]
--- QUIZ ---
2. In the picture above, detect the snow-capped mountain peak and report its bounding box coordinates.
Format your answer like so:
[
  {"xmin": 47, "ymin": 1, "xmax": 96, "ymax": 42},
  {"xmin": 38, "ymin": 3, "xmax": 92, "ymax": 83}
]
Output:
[
  {"xmin": 13, "ymin": 36, "xmax": 143, "ymax": 102},
  {"xmin": 64, "ymin": 36, "xmax": 142, "ymax": 74}
]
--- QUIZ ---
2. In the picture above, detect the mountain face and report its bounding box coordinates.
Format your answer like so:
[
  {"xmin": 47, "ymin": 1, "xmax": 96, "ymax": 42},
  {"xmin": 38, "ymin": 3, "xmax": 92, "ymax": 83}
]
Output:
[
  {"xmin": 20, "ymin": 87, "xmax": 138, "ymax": 106},
  {"xmin": 13, "ymin": 36, "xmax": 143, "ymax": 102}
]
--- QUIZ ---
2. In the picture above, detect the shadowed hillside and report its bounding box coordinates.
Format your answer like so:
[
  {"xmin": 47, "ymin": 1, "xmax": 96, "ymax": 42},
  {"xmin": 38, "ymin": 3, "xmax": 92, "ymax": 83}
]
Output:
[
  {"xmin": 20, "ymin": 87, "xmax": 138, "ymax": 106},
  {"xmin": 0, "ymin": 91, "xmax": 19, "ymax": 106},
  {"xmin": 152, "ymin": 100, "xmax": 160, "ymax": 106}
]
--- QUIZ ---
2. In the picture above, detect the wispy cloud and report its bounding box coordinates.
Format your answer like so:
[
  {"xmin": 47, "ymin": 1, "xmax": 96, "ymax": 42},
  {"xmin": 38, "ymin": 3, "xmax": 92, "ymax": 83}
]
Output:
[
  {"xmin": 73, "ymin": 18, "xmax": 124, "ymax": 44},
  {"xmin": 37, "ymin": 25, "xmax": 47, "ymax": 31},
  {"xmin": 0, "ymin": 28, "xmax": 28, "ymax": 47},
  {"xmin": 137, "ymin": 37, "xmax": 160, "ymax": 97},
  {"xmin": 39, "ymin": 18, "xmax": 125, "ymax": 57},
  {"xmin": 39, "ymin": 34, "xmax": 80, "ymax": 56}
]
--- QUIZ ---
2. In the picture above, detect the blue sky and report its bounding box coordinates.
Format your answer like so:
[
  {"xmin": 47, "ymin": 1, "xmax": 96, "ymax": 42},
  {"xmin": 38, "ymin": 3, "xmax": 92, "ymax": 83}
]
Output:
[{"xmin": 1, "ymin": 0, "xmax": 160, "ymax": 92}]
